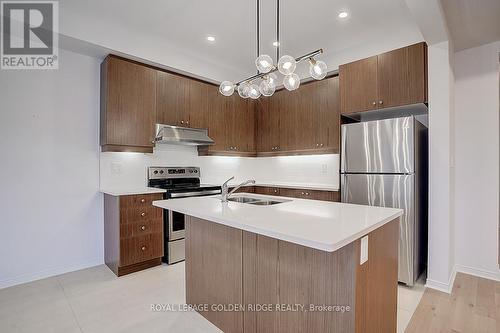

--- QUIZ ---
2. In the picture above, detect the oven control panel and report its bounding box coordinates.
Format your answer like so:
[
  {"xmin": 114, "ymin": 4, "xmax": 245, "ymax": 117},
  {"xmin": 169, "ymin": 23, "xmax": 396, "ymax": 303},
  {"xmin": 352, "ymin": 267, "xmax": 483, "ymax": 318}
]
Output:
[{"xmin": 148, "ymin": 167, "xmax": 200, "ymax": 180}]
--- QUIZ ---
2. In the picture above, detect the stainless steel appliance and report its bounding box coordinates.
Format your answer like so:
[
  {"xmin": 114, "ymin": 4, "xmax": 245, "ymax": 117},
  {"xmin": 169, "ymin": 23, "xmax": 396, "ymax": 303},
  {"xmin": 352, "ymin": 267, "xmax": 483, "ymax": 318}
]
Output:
[
  {"xmin": 154, "ymin": 124, "xmax": 215, "ymax": 146},
  {"xmin": 147, "ymin": 167, "xmax": 221, "ymax": 264},
  {"xmin": 341, "ymin": 116, "xmax": 428, "ymax": 286}
]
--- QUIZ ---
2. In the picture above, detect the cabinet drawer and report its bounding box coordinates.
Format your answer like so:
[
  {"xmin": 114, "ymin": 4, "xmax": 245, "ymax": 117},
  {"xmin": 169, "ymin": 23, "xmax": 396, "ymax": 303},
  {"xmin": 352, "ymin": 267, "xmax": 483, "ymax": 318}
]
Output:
[
  {"xmin": 279, "ymin": 188, "xmax": 337, "ymax": 201},
  {"xmin": 120, "ymin": 220, "xmax": 163, "ymax": 238},
  {"xmin": 120, "ymin": 193, "xmax": 164, "ymax": 209},
  {"xmin": 120, "ymin": 206, "xmax": 163, "ymax": 224},
  {"xmin": 120, "ymin": 233, "xmax": 163, "ymax": 267},
  {"xmin": 254, "ymin": 186, "xmax": 280, "ymax": 196}
]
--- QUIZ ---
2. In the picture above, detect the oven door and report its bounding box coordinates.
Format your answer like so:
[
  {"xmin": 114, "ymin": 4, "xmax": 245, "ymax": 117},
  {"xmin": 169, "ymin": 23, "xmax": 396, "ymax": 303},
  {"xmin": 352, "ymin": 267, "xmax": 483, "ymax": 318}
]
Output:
[{"xmin": 168, "ymin": 210, "xmax": 186, "ymax": 240}]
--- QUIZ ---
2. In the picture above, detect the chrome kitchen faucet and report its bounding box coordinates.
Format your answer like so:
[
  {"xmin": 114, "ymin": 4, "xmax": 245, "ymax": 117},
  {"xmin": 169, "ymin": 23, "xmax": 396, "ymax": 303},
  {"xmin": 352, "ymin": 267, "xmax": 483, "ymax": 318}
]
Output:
[{"xmin": 221, "ymin": 177, "xmax": 256, "ymax": 202}]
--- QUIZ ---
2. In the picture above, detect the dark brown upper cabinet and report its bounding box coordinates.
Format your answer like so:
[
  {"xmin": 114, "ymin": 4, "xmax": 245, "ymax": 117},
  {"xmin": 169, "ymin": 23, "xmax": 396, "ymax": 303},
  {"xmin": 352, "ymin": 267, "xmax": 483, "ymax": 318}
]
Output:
[
  {"xmin": 339, "ymin": 42, "xmax": 427, "ymax": 115},
  {"xmin": 100, "ymin": 55, "xmax": 157, "ymax": 153},
  {"xmin": 256, "ymin": 76, "xmax": 340, "ymax": 156},
  {"xmin": 199, "ymin": 88, "xmax": 256, "ymax": 157},
  {"xmin": 156, "ymin": 71, "xmax": 208, "ymax": 129}
]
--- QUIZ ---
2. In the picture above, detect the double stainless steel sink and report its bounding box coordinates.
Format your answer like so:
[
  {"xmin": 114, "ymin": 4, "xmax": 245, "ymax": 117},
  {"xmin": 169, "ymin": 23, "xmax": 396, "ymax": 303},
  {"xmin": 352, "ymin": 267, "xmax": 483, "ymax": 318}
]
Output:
[{"xmin": 223, "ymin": 195, "xmax": 290, "ymax": 206}]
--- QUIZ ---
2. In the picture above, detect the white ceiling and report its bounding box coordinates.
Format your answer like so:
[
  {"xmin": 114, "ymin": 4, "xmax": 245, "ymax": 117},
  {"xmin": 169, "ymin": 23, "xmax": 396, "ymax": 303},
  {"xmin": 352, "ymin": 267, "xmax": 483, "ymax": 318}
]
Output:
[
  {"xmin": 441, "ymin": 0, "xmax": 500, "ymax": 51},
  {"xmin": 59, "ymin": 0, "xmax": 424, "ymax": 81}
]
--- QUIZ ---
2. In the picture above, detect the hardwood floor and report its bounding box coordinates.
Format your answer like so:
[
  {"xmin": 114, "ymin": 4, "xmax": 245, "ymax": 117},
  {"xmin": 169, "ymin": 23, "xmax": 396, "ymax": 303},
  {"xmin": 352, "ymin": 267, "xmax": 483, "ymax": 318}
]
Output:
[{"xmin": 406, "ymin": 273, "xmax": 500, "ymax": 332}]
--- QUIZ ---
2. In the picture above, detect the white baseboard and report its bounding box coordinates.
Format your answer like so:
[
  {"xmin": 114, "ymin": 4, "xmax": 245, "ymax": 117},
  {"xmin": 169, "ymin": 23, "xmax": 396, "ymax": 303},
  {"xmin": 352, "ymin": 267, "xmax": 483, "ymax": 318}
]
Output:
[
  {"xmin": 425, "ymin": 267, "xmax": 457, "ymax": 294},
  {"xmin": 0, "ymin": 259, "xmax": 103, "ymax": 290},
  {"xmin": 455, "ymin": 264, "xmax": 500, "ymax": 282},
  {"xmin": 424, "ymin": 264, "xmax": 500, "ymax": 294}
]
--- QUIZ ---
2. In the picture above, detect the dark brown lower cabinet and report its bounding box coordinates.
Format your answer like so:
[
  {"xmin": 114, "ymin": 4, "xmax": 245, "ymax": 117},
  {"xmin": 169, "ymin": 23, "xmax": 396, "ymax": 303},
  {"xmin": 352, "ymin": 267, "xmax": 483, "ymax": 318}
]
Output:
[
  {"xmin": 253, "ymin": 186, "xmax": 339, "ymax": 202},
  {"xmin": 104, "ymin": 193, "xmax": 164, "ymax": 276}
]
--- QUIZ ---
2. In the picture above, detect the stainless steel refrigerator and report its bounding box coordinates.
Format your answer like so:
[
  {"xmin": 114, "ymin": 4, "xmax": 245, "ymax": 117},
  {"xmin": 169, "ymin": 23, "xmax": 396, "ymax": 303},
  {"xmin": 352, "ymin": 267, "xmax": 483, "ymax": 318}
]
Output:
[{"xmin": 341, "ymin": 116, "xmax": 428, "ymax": 286}]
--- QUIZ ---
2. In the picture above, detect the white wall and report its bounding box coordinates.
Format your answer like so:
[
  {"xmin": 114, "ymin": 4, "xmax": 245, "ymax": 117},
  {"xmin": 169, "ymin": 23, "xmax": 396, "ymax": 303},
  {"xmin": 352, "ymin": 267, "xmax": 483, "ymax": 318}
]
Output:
[
  {"xmin": 99, "ymin": 145, "xmax": 339, "ymax": 190},
  {"xmin": 454, "ymin": 40, "xmax": 500, "ymax": 280},
  {"xmin": 426, "ymin": 41, "xmax": 456, "ymax": 292},
  {"xmin": 0, "ymin": 49, "xmax": 102, "ymax": 288}
]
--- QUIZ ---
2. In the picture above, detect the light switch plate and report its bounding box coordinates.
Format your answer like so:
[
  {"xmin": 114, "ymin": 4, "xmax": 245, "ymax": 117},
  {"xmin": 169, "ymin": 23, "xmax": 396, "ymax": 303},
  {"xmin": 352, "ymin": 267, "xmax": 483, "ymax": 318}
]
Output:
[{"xmin": 360, "ymin": 235, "xmax": 368, "ymax": 265}]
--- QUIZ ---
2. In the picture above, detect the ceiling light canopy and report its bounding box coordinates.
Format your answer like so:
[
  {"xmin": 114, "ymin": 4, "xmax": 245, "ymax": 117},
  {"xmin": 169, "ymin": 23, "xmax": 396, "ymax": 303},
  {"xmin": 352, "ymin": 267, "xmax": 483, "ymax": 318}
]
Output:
[
  {"xmin": 218, "ymin": 0, "xmax": 328, "ymax": 99},
  {"xmin": 338, "ymin": 11, "xmax": 349, "ymax": 18},
  {"xmin": 206, "ymin": 36, "xmax": 216, "ymax": 42}
]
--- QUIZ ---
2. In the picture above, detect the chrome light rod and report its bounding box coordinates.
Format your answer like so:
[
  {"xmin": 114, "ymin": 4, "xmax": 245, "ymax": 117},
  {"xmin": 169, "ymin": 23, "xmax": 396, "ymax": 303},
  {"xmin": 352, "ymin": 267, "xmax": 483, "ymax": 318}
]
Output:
[{"xmin": 235, "ymin": 49, "xmax": 324, "ymax": 86}]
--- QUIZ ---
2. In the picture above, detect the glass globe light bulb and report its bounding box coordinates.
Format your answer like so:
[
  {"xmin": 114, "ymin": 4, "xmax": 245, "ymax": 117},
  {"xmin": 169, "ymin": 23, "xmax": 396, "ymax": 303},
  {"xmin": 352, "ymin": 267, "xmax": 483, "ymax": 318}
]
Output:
[
  {"xmin": 259, "ymin": 79, "xmax": 275, "ymax": 97},
  {"xmin": 237, "ymin": 83, "xmax": 250, "ymax": 98},
  {"xmin": 277, "ymin": 55, "xmax": 296, "ymax": 75},
  {"xmin": 248, "ymin": 83, "xmax": 261, "ymax": 99},
  {"xmin": 283, "ymin": 73, "xmax": 300, "ymax": 91},
  {"xmin": 255, "ymin": 54, "xmax": 274, "ymax": 73},
  {"xmin": 267, "ymin": 72, "xmax": 278, "ymax": 87},
  {"xmin": 219, "ymin": 81, "xmax": 234, "ymax": 96},
  {"xmin": 309, "ymin": 60, "xmax": 328, "ymax": 80}
]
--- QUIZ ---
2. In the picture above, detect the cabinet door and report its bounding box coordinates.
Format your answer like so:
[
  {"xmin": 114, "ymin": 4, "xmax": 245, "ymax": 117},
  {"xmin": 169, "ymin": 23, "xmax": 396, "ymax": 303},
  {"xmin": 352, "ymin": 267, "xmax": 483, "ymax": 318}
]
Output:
[
  {"xmin": 188, "ymin": 80, "xmax": 209, "ymax": 129},
  {"xmin": 314, "ymin": 76, "xmax": 340, "ymax": 152},
  {"xmin": 207, "ymin": 86, "xmax": 230, "ymax": 152},
  {"xmin": 228, "ymin": 96, "xmax": 255, "ymax": 152},
  {"xmin": 339, "ymin": 56, "xmax": 378, "ymax": 114},
  {"xmin": 101, "ymin": 56, "xmax": 156, "ymax": 152},
  {"xmin": 256, "ymin": 98, "xmax": 279, "ymax": 152},
  {"xmin": 377, "ymin": 42, "xmax": 427, "ymax": 108},
  {"xmin": 156, "ymin": 71, "xmax": 189, "ymax": 126}
]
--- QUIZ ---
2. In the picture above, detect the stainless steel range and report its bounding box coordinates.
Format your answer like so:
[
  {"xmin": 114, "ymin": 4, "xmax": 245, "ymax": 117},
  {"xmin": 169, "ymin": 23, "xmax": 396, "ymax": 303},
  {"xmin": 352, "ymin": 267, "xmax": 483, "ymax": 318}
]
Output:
[{"xmin": 148, "ymin": 167, "xmax": 221, "ymax": 264}]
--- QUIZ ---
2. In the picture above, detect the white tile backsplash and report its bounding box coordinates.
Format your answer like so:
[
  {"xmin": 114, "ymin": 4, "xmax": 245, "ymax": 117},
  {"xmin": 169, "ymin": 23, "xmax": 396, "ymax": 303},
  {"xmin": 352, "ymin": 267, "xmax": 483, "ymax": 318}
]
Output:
[{"xmin": 99, "ymin": 144, "xmax": 339, "ymax": 190}]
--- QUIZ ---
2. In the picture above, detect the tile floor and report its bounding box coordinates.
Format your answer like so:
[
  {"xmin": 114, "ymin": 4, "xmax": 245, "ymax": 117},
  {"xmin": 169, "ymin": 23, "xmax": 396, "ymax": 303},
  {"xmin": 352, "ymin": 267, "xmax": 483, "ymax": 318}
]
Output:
[{"xmin": 0, "ymin": 263, "xmax": 424, "ymax": 332}]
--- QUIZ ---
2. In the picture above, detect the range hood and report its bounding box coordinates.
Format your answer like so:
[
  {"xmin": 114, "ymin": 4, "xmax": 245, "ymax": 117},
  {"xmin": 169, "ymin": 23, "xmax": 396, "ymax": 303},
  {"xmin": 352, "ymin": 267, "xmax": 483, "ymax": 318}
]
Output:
[{"xmin": 154, "ymin": 124, "xmax": 215, "ymax": 146}]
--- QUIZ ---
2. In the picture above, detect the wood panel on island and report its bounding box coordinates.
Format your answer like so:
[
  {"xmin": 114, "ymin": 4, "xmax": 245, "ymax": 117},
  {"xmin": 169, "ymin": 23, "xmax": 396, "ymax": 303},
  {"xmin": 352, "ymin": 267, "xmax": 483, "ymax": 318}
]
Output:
[
  {"xmin": 185, "ymin": 215, "xmax": 399, "ymax": 333},
  {"xmin": 339, "ymin": 42, "xmax": 428, "ymax": 115},
  {"xmin": 104, "ymin": 193, "xmax": 164, "ymax": 276}
]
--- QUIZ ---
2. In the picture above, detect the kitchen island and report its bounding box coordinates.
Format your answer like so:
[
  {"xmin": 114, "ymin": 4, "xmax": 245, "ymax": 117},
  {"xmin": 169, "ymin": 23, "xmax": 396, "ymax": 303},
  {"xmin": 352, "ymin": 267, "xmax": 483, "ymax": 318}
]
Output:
[{"xmin": 153, "ymin": 194, "xmax": 403, "ymax": 333}]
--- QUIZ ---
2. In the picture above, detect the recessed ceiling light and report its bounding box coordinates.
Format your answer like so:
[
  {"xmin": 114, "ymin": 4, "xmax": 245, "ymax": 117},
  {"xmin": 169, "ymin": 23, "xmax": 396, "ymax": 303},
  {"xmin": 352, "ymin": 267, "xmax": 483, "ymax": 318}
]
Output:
[
  {"xmin": 338, "ymin": 11, "xmax": 349, "ymax": 19},
  {"xmin": 206, "ymin": 36, "xmax": 216, "ymax": 42},
  {"xmin": 272, "ymin": 41, "xmax": 280, "ymax": 47}
]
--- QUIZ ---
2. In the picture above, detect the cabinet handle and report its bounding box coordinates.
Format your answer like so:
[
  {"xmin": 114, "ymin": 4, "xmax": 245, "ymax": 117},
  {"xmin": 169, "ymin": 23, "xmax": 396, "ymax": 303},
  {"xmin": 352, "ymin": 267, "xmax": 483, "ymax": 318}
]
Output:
[
  {"xmin": 181, "ymin": 120, "xmax": 184, "ymax": 124},
  {"xmin": 301, "ymin": 192, "xmax": 305, "ymax": 195},
  {"xmin": 305, "ymin": 192, "xmax": 310, "ymax": 196},
  {"xmin": 320, "ymin": 143, "xmax": 324, "ymax": 147},
  {"xmin": 316, "ymin": 143, "xmax": 319, "ymax": 147},
  {"xmin": 271, "ymin": 147, "xmax": 275, "ymax": 151},
  {"xmin": 274, "ymin": 189, "xmax": 278, "ymax": 193},
  {"xmin": 141, "ymin": 225, "xmax": 146, "ymax": 231},
  {"xmin": 140, "ymin": 198, "xmax": 146, "ymax": 203},
  {"xmin": 372, "ymin": 101, "xmax": 376, "ymax": 106},
  {"xmin": 186, "ymin": 121, "xmax": 189, "ymax": 125},
  {"xmin": 141, "ymin": 212, "xmax": 146, "ymax": 217},
  {"xmin": 379, "ymin": 100, "xmax": 383, "ymax": 105},
  {"xmin": 141, "ymin": 246, "xmax": 146, "ymax": 251}
]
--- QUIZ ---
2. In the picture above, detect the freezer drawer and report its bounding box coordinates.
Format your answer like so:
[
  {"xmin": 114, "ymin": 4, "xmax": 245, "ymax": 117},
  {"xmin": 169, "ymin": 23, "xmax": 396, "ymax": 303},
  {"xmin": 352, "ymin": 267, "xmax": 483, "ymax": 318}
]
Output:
[
  {"xmin": 341, "ymin": 116, "xmax": 415, "ymax": 174},
  {"xmin": 341, "ymin": 174, "xmax": 415, "ymax": 285}
]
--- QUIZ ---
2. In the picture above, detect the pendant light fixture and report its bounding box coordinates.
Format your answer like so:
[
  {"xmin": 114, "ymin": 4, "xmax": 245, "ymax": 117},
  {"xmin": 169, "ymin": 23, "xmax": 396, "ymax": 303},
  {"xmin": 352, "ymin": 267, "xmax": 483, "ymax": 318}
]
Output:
[{"xmin": 219, "ymin": 0, "xmax": 328, "ymax": 98}]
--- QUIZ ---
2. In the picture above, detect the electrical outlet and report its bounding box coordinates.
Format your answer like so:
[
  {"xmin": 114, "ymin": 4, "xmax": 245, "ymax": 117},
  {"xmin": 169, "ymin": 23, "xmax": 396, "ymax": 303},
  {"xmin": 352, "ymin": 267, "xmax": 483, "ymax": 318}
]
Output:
[
  {"xmin": 111, "ymin": 162, "xmax": 123, "ymax": 175},
  {"xmin": 321, "ymin": 164, "xmax": 328, "ymax": 174},
  {"xmin": 360, "ymin": 236, "xmax": 368, "ymax": 265}
]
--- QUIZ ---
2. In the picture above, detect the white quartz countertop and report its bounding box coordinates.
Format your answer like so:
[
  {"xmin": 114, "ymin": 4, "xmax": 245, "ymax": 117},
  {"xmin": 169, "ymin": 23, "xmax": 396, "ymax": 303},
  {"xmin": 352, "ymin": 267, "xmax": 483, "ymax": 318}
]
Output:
[
  {"xmin": 100, "ymin": 187, "xmax": 166, "ymax": 196},
  {"xmin": 153, "ymin": 194, "xmax": 402, "ymax": 252}
]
